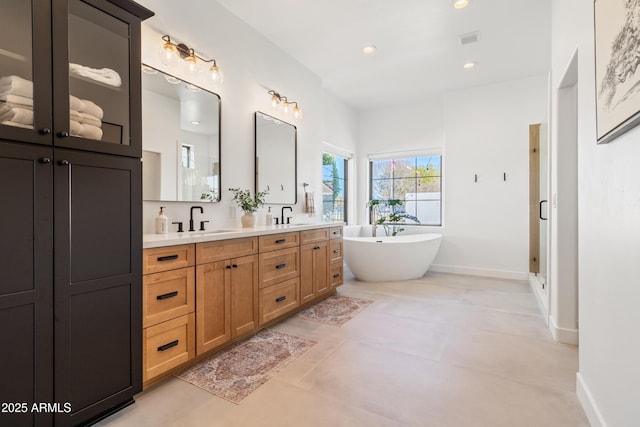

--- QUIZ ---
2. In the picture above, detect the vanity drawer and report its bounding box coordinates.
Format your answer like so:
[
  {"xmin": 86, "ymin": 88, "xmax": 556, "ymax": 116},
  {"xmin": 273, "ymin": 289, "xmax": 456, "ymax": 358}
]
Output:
[
  {"xmin": 259, "ymin": 247, "xmax": 300, "ymax": 289},
  {"xmin": 259, "ymin": 277, "xmax": 300, "ymax": 324},
  {"xmin": 330, "ymin": 226, "xmax": 343, "ymax": 239},
  {"xmin": 300, "ymin": 228, "xmax": 330, "ymax": 244},
  {"xmin": 143, "ymin": 313, "xmax": 195, "ymax": 383},
  {"xmin": 143, "ymin": 267, "xmax": 195, "ymax": 328},
  {"xmin": 330, "ymin": 261, "xmax": 343, "ymax": 289},
  {"xmin": 196, "ymin": 237, "xmax": 258, "ymax": 264},
  {"xmin": 143, "ymin": 244, "xmax": 195, "ymax": 274},
  {"xmin": 329, "ymin": 239, "xmax": 343, "ymax": 263},
  {"xmin": 259, "ymin": 232, "xmax": 300, "ymax": 252}
]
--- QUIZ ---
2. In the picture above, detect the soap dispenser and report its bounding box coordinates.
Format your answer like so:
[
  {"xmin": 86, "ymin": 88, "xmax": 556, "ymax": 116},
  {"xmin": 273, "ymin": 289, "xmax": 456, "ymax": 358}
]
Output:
[
  {"xmin": 265, "ymin": 207, "xmax": 273, "ymax": 226},
  {"xmin": 155, "ymin": 206, "xmax": 169, "ymax": 234}
]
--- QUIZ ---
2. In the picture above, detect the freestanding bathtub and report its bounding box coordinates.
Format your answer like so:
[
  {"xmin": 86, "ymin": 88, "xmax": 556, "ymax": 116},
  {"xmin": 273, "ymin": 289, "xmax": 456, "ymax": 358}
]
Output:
[{"xmin": 343, "ymin": 225, "xmax": 442, "ymax": 282}]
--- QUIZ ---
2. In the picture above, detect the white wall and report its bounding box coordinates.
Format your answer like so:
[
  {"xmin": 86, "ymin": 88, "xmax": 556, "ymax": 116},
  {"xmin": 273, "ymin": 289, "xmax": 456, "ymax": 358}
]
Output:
[
  {"xmin": 552, "ymin": 1, "xmax": 640, "ymax": 426},
  {"xmin": 137, "ymin": 1, "xmax": 358, "ymax": 232},
  {"xmin": 358, "ymin": 75, "xmax": 548, "ymax": 279}
]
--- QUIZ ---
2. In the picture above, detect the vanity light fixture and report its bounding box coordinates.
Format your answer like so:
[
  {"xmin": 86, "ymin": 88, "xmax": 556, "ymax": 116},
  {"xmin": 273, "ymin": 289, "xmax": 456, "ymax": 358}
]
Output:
[
  {"xmin": 159, "ymin": 35, "xmax": 224, "ymax": 84},
  {"xmin": 267, "ymin": 90, "xmax": 303, "ymax": 120}
]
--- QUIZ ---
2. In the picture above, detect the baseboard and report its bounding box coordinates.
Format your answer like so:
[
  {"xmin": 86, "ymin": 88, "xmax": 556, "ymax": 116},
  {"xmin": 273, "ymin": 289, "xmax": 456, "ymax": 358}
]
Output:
[
  {"xmin": 549, "ymin": 315, "xmax": 579, "ymax": 345},
  {"xmin": 576, "ymin": 372, "xmax": 607, "ymax": 427},
  {"xmin": 430, "ymin": 264, "xmax": 528, "ymax": 281},
  {"xmin": 528, "ymin": 274, "xmax": 549, "ymax": 323}
]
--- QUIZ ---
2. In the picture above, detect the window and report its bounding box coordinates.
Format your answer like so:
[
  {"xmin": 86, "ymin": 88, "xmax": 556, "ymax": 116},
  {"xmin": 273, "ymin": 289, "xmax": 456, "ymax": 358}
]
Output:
[
  {"xmin": 369, "ymin": 155, "xmax": 442, "ymax": 226},
  {"xmin": 322, "ymin": 152, "xmax": 348, "ymax": 222},
  {"xmin": 181, "ymin": 144, "xmax": 194, "ymax": 169}
]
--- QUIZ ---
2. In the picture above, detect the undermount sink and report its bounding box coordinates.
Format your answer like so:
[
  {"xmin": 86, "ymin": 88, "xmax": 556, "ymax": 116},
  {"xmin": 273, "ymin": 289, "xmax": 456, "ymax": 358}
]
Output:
[{"xmin": 183, "ymin": 229, "xmax": 235, "ymax": 236}]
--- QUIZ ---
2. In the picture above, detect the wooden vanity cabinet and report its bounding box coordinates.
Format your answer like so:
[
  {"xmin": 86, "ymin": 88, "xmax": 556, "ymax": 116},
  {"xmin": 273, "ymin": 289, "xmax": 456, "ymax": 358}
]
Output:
[
  {"xmin": 329, "ymin": 227, "xmax": 344, "ymax": 290},
  {"xmin": 300, "ymin": 229, "xmax": 331, "ymax": 304}
]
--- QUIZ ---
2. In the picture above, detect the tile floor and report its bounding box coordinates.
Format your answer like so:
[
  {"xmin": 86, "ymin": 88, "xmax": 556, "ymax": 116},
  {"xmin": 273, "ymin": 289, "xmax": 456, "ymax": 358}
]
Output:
[{"xmin": 97, "ymin": 272, "xmax": 589, "ymax": 427}]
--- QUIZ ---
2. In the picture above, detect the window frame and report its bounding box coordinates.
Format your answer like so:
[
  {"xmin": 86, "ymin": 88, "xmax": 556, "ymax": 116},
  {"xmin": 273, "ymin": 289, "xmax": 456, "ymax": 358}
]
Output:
[{"xmin": 322, "ymin": 150, "xmax": 350, "ymax": 224}]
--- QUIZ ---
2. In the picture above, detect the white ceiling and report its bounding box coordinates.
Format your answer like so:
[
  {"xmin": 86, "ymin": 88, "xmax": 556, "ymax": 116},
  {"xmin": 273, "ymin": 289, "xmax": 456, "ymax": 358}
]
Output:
[{"xmin": 144, "ymin": 0, "xmax": 551, "ymax": 111}]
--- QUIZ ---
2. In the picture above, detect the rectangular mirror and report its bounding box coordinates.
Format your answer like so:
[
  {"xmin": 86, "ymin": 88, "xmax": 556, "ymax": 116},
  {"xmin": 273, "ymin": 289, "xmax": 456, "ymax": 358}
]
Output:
[
  {"xmin": 141, "ymin": 64, "xmax": 221, "ymax": 202},
  {"xmin": 255, "ymin": 111, "xmax": 297, "ymax": 205}
]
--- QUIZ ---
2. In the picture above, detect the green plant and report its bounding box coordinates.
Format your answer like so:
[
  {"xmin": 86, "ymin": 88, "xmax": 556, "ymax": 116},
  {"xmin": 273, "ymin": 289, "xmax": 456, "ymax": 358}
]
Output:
[
  {"xmin": 228, "ymin": 187, "xmax": 268, "ymax": 213},
  {"xmin": 367, "ymin": 199, "xmax": 420, "ymax": 236}
]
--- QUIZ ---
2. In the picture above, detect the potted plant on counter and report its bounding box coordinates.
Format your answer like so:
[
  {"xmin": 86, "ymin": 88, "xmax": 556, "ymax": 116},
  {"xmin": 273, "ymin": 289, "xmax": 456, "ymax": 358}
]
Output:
[{"xmin": 229, "ymin": 187, "xmax": 268, "ymax": 228}]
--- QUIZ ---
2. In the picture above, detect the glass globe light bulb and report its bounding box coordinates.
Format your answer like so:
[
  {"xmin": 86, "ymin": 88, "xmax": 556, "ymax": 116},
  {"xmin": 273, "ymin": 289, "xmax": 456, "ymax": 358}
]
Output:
[
  {"xmin": 293, "ymin": 105, "xmax": 303, "ymax": 120},
  {"xmin": 283, "ymin": 101, "xmax": 291, "ymax": 114},
  {"xmin": 159, "ymin": 41, "xmax": 177, "ymax": 65},
  {"xmin": 209, "ymin": 64, "xmax": 224, "ymax": 84},
  {"xmin": 271, "ymin": 94, "xmax": 280, "ymax": 109},
  {"xmin": 183, "ymin": 53, "xmax": 198, "ymax": 74}
]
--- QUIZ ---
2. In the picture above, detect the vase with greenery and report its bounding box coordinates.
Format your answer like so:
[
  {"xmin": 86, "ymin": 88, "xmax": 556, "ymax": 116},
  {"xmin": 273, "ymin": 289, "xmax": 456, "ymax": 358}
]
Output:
[
  {"xmin": 367, "ymin": 199, "xmax": 420, "ymax": 236},
  {"xmin": 229, "ymin": 187, "xmax": 268, "ymax": 227}
]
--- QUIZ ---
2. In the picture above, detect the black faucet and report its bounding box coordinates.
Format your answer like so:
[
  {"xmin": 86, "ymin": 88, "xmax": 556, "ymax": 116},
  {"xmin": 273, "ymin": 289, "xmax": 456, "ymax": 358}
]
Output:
[
  {"xmin": 281, "ymin": 206, "xmax": 293, "ymax": 225},
  {"xmin": 189, "ymin": 206, "xmax": 203, "ymax": 232}
]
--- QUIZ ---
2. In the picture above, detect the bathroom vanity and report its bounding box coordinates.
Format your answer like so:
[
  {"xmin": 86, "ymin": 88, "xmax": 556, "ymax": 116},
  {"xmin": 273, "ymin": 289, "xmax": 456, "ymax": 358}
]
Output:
[{"xmin": 141, "ymin": 224, "xmax": 343, "ymax": 386}]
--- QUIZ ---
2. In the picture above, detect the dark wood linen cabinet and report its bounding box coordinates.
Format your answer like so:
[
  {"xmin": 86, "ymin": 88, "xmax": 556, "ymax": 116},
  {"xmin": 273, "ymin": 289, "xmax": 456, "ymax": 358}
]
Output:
[{"xmin": 0, "ymin": 0, "xmax": 153, "ymax": 425}]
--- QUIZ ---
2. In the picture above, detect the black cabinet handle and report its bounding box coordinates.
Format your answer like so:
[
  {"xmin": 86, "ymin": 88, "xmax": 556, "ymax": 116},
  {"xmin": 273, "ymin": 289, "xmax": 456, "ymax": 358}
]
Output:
[
  {"xmin": 333, "ymin": 249, "xmax": 341, "ymax": 254},
  {"xmin": 333, "ymin": 231, "xmax": 339, "ymax": 235},
  {"xmin": 275, "ymin": 296, "xmax": 286, "ymax": 302},
  {"xmin": 539, "ymin": 200, "xmax": 548, "ymax": 221},
  {"xmin": 333, "ymin": 273, "xmax": 340, "ymax": 279},
  {"xmin": 156, "ymin": 291, "xmax": 178, "ymax": 300},
  {"xmin": 39, "ymin": 128, "xmax": 51, "ymax": 135},
  {"xmin": 232, "ymin": 264, "xmax": 238, "ymax": 268},
  {"xmin": 275, "ymin": 239, "xmax": 286, "ymax": 244},
  {"xmin": 39, "ymin": 157, "xmax": 51, "ymax": 164},
  {"xmin": 57, "ymin": 159, "xmax": 69, "ymax": 166},
  {"xmin": 157, "ymin": 340, "xmax": 179, "ymax": 352},
  {"xmin": 157, "ymin": 255, "xmax": 179, "ymax": 262},
  {"xmin": 275, "ymin": 263, "xmax": 286, "ymax": 269},
  {"xmin": 226, "ymin": 265, "xmax": 232, "ymax": 269},
  {"xmin": 314, "ymin": 246, "xmax": 320, "ymax": 250},
  {"xmin": 57, "ymin": 131, "xmax": 70, "ymax": 138}
]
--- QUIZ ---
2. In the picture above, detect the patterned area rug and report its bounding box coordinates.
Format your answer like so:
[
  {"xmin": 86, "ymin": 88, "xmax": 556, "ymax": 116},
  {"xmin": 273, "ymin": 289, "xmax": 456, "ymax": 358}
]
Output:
[
  {"xmin": 295, "ymin": 295, "xmax": 374, "ymax": 326},
  {"xmin": 176, "ymin": 329, "xmax": 316, "ymax": 404}
]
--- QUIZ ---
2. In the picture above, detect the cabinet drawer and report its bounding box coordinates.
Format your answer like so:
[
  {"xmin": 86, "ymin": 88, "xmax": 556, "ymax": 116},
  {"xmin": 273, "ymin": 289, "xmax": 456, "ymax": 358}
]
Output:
[
  {"xmin": 143, "ymin": 267, "xmax": 195, "ymax": 328},
  {"xmin": 143, "ymin": 313, "xmax": 195, "ymax": 383},
  {"xmin": 259, "ymin": 232, "xmax": 299, "ymax": 252},
  {"xmin": 143, "ymin": 244, "xmax": 195, "ymax": 274},
  {"xmin": 329, "ymin": 239, "xmax": 343, "ymax": 263},
  {"xmin": 300, "ymin": 228, "xmax": 330, "ymax": 244},
  {"xmin": 259, "ymin": 247, "xmax": 300, "ymax": 289},
  {"xmin": 196, "ymin": 237, "xmax": 258, "ymax": 264},
  {"xmin": 259, "ymin": 277, "xmax": 300, "ymax": 324},
  {"xmin": 330, "ymin": 262, "xmax": 344, "ymax": 289},
  {"xmin": 330, "ymin": 226, "xmax": 343, "ymax": 239}
]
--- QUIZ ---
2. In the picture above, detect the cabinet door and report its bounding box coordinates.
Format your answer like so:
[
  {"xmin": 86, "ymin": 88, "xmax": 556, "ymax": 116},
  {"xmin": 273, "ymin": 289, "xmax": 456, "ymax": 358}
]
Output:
[
  {"xmin": 314, "ymin": 240, "xmax": 330, "ymax": 296},
  {"xmin": 0, "ymin": 0, "xmax": 53, "ymax": 145},
  {"xmin": 196, "ymin": 261, "xmax": 231, "ymax": 355},
  {"xmin": 0, "ymin": 142, "xmax": 53, "ymax": 427},
  {"xmin": 53, "ymin": 149, "xmax": 142, "ymax": 426},
  {"xmin": 51, "ymin": 0, "xmax": 144, "ymax": 157},
  {"xmin": 299, "ymin": 243, "xmax": 316, "ymax": 304},
  {"xmin": 230, "ymin": 254, "xmax": 259, "ymax": 338}
]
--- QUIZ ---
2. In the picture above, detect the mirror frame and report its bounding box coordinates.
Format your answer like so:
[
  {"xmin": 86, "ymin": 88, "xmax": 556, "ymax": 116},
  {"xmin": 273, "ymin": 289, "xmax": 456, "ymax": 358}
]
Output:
[
  {"xmin": 141, "ymin": 64, "xmax": 222, "ymax": 203},
  {"xmin": 254, "ymin": 111, "xmax": 297, "ymax": 205}
]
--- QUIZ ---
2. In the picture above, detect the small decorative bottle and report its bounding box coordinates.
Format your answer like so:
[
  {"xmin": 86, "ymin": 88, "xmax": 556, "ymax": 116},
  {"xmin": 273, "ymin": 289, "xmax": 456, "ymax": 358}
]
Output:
[
  {"xmin": 265, "ymin": 207, "xmax": 273, "ymax": 226},
  {"xmin": 155, "ymin": 206, "xmax": 169, "ymax": 234}
]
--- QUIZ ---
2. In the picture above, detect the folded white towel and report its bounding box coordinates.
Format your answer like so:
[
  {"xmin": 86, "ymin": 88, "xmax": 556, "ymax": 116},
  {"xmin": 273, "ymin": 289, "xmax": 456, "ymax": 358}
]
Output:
[
  {"xmin": 69, "ymin": 63, "xmax": 122, "ymax": 88},
  {"xmin": 0, "ymin": 75, "xmax": 33, "ymax": 98},
  {"xmin": 78, "ymin": 112, "xmax": 102, "ymax": 128},
  {"xmin": 79, "ymin": 99, "xmax": 103, "ymax": 119},
  {"xmin": 1, "ymin": 120, "xmax": 32, "ymax": 129},
  {"xmin": 0, "ymin": 94, "xmax": 33, "ymax": 107},
  {"xmin": 70, "ymin": 109, "xmax": 82, "ymax": 122},
  {"xmin": 0, "ymin": 104, "xmax": 33, "ymax": 125},
  {"xmin": 69, "ymin": 95, "xmax": 84, "ymax": 112},
  {"xmin": 69, "ymin": 120, "xmax": 84, "ymax": 136},
  {"xmin": 80, "ymin": 124, "xmax": 103, "ymax": 141}
]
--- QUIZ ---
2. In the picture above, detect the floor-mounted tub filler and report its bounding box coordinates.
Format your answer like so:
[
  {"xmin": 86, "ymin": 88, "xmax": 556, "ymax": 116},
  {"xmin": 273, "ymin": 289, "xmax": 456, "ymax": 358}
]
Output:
[{"xmin": 343, "ymin": 225, "xmax": 442, "ymax": 282}]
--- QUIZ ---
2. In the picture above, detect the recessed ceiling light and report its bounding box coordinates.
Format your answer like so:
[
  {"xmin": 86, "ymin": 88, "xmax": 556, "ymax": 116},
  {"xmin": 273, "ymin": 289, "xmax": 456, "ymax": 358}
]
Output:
[
  {"xmin": 454, "ymin": 0, "xmax": 469, "ymax": 9},
  {"xmin": 463, "ymin": 61, "xmax": 477, "ymax": 69},
  {"xmin": 191, "ymin": 120, "xmax": 200, "ymax": 125},
  {"xmin": 362, "ymin": 45, "xmax": 377, "ymax": 55}
]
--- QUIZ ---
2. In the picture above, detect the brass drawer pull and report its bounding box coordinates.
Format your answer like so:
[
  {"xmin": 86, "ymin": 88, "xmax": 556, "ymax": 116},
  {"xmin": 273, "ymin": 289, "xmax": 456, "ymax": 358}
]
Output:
[
  {"xmin": 275, "ymin": 296, "xmax": 287, "ymax": 302},
  {"xmin": 275, "ymin": 239, "xmax": 286, "ymax": 244},
  {"xmin": 157, "ymin": 340, "xmax": 179, "ymax": 352},
  {"xmin": 156, "ymin": 291, "xmax": 178, "ymax": 300},
  {"xmin": 275, "ymin": 263, "xmax": 287, "ymax": 269},
  {"xmin": 157, "ymin": 255, "xmax": 179, "ymax": 262}
]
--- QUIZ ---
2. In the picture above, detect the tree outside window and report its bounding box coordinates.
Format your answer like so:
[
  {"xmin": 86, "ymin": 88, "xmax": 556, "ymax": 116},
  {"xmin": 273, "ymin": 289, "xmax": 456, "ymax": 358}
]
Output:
[{"xmin": 322, "ymin": 153, "xmax": 347, "ymax": 222}]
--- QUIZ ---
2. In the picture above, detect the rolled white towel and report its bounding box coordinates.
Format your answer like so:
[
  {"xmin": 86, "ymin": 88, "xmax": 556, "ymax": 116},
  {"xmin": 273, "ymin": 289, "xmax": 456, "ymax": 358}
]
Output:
[
  {"xmin": 69, "ymin": 95, "xmax": 84, "ymax": 112},
  {"xmin": 0, "ymin": 104, "xmax": 33, "ymax": 125},
  {"xmin": 69, "ymin": 63, "xmax": 122, "ymax": 88},
  {"xmin": 1, "ymin": 120, "xmax": 32, "ymax": 129},
  {"xmin": 78, "ymin": 112, "xmax": 101, "ymax": 128},
  {"xmin": 79, "ymin": 99, "xmax": 103, "ymax": 119},
  {"xmin": 0, "ymin": 75, "xmax": 33, "ymax": 98},
  {"xmin": 79, "ymin": 124, "xmax": 103, "ymax": 141},
  {"xmin": 0, "ymin": 94, "xmax": 33, "ymax": 108}
]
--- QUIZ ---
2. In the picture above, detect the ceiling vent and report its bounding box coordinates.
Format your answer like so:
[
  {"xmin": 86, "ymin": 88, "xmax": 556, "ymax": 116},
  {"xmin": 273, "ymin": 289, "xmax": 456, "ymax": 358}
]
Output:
[{"xmin": 459, "ymin": 31, "xmax": 480, "ymax": 46}]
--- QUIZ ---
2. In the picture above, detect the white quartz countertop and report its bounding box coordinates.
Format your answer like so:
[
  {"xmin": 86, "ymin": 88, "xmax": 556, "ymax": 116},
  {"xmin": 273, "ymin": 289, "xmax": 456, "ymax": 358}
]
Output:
[{"xmin": 143, "ymin": 222, "xmax": 344, "ymax": 248}]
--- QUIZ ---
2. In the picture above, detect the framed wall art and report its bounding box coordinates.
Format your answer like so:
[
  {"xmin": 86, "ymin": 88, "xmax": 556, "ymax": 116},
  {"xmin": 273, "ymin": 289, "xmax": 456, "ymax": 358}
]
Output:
[{"xmin": 594, "ymin": 0, "xmax": 640, "ymax": 144}]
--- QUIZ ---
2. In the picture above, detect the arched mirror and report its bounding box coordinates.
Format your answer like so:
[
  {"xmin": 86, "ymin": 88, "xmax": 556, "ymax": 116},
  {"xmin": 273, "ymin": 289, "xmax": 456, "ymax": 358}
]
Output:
[
  {"xmin": 255, "ymin": 111, "xmax": 297, "ymax": 204},
  {"xmin": 141, "ymin": 64, "xmax": 221, "ymax": 202}
]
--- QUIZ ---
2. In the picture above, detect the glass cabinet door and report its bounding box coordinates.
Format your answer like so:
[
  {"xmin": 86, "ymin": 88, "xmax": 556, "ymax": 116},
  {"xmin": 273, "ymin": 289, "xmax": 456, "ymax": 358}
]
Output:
[
  {"xmin": 55, "ymin": 0, "xmax": 137, "ymax": 156},
  {"xmin": 0, "ymin": 0, "xmax": 53, "ymax": 143}
]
